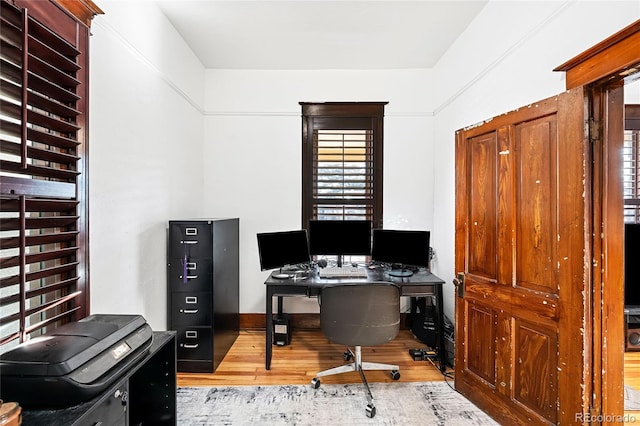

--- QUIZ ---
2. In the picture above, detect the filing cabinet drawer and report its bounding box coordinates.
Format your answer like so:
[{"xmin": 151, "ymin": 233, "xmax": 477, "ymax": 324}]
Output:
[
  {"xmin": 168, "ymin": 258, "xmax": 213, "ymax": 293},
  {"xmin": 169, "ymin": 222, "xmax": 213, "ymax": 259},
  {"xmin": 171, "ymin": 292, "xmax": 212, "ymax": 326},
  {"xmin": 176, "ymin": 327, "xmax": 213, "ymax": 361}
]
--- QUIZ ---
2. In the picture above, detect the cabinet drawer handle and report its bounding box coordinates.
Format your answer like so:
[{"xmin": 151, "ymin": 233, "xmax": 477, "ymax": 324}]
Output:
[
  {"xmin": 183, "ymin": 343, "xmax": 199, "ymax": 349},
  {"xmin": 181, "ymin": 309, "xmax": 198, "ymax": 314},
  {"xmin": 180, "ymin": 240, "xmax": 198, "ymax": 245},
  {"xmin": 180, "ymin": 275, "xmax": 199, "ymax": 280}
]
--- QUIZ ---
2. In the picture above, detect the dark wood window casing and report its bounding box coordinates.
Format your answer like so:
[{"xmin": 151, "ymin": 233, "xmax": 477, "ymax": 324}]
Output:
[
  {"xmin": 0, "ymin": 0, "xmax": 102, "ymax": 350},
  {"xmin": 301, "ymin": 102, "xmax": 386, "ymax": 230}
]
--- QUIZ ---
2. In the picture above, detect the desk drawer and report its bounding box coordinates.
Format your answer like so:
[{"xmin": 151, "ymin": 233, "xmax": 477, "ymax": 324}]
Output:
[
  {"xmin": 168, "ymin": 258, "xmax": 213, "ymax": 292},
  {"xmin": 171, "ymin": 292, "xmax": 212, "ymax": 326},
  {"xmin": 176, "ymin": 327, "xmax": 213, "ymax": 361},
  {"xmin": 401, "ymin": 284, "xmax": 436, "ymax": 297}
]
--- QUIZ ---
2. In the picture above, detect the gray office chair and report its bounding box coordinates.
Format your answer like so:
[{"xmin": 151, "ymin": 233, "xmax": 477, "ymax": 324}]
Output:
[{"xmin": 311, "ymin": 283, "xmax": 401, "ymax": 418}]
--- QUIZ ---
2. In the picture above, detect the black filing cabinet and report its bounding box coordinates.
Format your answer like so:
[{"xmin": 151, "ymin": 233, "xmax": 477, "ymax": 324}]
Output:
[{"xmin": 167, "ymin": 218, "xmax": 239, "ymax": 372}]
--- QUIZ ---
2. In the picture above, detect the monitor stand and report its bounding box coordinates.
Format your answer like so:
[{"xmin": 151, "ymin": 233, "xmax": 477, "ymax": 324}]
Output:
[{"xmin": 387, "ymin": 265, "xmax": 414, "ymax": 277}]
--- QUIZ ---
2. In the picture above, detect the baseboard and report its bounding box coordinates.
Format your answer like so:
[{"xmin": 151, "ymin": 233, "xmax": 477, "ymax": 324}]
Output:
[{"xmin": 239, "ymin": 313, "xmax": 411, "ymax": 330}]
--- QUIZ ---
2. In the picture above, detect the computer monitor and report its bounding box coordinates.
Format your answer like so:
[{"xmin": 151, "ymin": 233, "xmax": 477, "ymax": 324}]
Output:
[
  {"xmin": 371, "ymin": 229, "xmax": 431, "ymax": 277},
  {"xmin": 308, "ymin": 220, "xmax": 372, "ymax": 266},
  {"xmin": 256, "ymin": 230, "xmax": 311, "ymax": 271}
]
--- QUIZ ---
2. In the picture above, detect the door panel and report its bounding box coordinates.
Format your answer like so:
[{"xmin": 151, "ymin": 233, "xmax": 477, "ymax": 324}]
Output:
[
  {"xmin": 455, "ymin": 88, "xmax": 588, "ymax": 425},
  {"xmin": 466, "ymin": 302, "xmax": 495, "ymax": 384},
  {"xmin": 516, "ymin": 117, "xmax": 558, "ymax": 294},
  {"xmin": 469, "ymin": 133, "xmax": 498, "ymax": 281},
  {"xmin": 513, "ymin": 318, "xmax": 557, "ymax": 421}
]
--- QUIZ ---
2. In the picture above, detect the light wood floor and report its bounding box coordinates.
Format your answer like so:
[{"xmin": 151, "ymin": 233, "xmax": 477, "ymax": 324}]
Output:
[
  {"xmin": 626, "ymin": 351, "xmax": 640, "ymax": 424},
  {"xmin": 626, "ymin": 351, "xmax": 640, "ymax": 391},
  {"xmin": 177, "ymin": 329, "xmax": 448, "ymax": 387},
  {"xmin": 177, "ymin": 329, "xmax": 640, "ymax": 423}
]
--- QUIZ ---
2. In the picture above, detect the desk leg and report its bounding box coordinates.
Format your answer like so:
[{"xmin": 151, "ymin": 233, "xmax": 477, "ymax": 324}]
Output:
[
  {"xmin": 435, "ymin": 285, "xmax": 446, "ymax": 373},
  {"xmin": 266, "ymin": 286, "xmax": 273, "ymax": 370},
  {"xmin": 277, "ymin": 297, "xmax": 283, "ymax": 317}
]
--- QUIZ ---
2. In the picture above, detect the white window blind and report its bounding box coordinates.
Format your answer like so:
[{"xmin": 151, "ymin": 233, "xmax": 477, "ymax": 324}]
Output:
[
  {"xmin": 313, "ymin": 129, "xmax": 373, "ymax": 221},
  {"xmin": 624, "ymin": 128, "xmax": 640, "ymax": 223}
]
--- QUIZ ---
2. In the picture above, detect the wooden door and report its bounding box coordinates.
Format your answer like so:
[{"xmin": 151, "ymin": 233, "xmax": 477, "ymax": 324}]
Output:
[{"xmin": 454, "ymin": 88, "xmax": 590, "ymax": 425}]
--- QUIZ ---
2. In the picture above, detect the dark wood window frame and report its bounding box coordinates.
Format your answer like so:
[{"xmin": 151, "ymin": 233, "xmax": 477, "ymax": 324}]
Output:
[
  {"xmin": 0, "ymin": 0, "xmax": 102, "ymax": 350},
  {"xmin": 300, "ymin": 102, "xmax": 386, "ymax": 230}
]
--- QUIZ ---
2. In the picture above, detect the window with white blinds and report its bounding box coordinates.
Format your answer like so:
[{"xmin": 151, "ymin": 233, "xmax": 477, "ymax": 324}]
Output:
[
  {"xmin": 624, "ymin": 128, "xmax": 640, "ymax": 223},
  {"xmin": 625, "ymin": 104, "xmax": 640, "ymax": 224},
  {"xmin": 0, "ymin": 0, "xmax": 99, "ymax": 351},
  {"xmin": 313, "ymin": 129, "xmax": 373, "ymax": 220},
  {"xmin": 301, "ymin": 102, "xmax": 386, "ymax": 229}
]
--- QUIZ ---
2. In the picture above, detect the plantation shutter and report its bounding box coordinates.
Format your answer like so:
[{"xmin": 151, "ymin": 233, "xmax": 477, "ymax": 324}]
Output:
[
  {"xmin": 313, "ymin": 129, "xmax": 374, "ymax": 220},
  {"xmin": 0, "ymin": 0, "xmax": 101, "ymax": 350},
  {"xmin": 301, "ymin": 102, "xmax": 386, "ymax": 229},
  {"xmin": 625, "ymin": 105, "xmax": 640, "ymax": 224}
]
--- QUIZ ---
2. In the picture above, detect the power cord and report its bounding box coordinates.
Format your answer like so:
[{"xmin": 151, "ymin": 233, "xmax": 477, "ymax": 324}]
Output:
[{"xmin": 409, "ymin": 348, "xmax": 455, "ymax": 390}]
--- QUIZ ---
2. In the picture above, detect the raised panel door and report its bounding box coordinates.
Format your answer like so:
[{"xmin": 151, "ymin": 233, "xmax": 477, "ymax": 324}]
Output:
[{"xmin": 455, "ymin": 88, "xmax": 588, "ymax": 424}]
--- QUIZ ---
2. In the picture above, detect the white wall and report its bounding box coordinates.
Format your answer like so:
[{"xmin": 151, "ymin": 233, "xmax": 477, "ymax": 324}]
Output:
[
  {"xmin": 87, "ymin": 0, "xmax": 639, "ymax": 329},
  {"xmin": 89, "ymin": 1, "xmax": 205, "ymax": 331},
  {"xmin": 431, "ymin": 0, "xmax": 640, "ymax": 318},
  {"xmin": 202, "ymin": 69, "xmax": 435, "ymax": 313}
]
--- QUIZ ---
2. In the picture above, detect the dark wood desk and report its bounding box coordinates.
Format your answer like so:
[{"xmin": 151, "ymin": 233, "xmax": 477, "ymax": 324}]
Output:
[{"xmin": 264, "ymin": 268, "xmax": 446, "ymax": 372}]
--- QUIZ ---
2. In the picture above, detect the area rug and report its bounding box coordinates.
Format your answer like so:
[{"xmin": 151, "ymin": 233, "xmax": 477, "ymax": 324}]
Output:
[
  {"xmin": 626, "ymin": 385, "xmax": 640, "ymax": 410},
  {"xmin": 177, "ymin": 381, "xmax": 499, "ymax": 425}
]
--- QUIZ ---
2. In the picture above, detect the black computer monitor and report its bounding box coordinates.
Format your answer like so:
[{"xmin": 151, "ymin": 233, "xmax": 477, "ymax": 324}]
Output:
[
  {"xmin": 256, "ymin": 230, "xmax": 310, "ymax": 271},
  {"xmin": 371, "ymin": 229, "xmax": 431, "ymax": 277},
  {"xmin": 308, "ymin": 220, "xmax": 372, "ymax": 266}
]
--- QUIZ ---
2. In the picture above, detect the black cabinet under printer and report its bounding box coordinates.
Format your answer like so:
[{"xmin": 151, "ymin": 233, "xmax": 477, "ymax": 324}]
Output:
[
  {"xmin": 167, "ymin": 218, "xmax": 239, "ymax": 372},
  {"xmin": 0, "ymin": 314, "xmax": 177, "ymax": 425}
]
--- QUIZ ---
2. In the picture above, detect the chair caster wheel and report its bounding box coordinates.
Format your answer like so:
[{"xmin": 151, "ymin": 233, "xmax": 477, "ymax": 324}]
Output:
[
  {"xmin": 311, "ymin": 377, "xmax": 321, "ymax": 389},
  {"xmin": 391, "ymin": 370, "xmax": 400, "ymax": 380},
  {"xmin": 366, "ymin": 404, "xmax": 376, "ymax": 418},
  {"xmin": 343, "ymin": 351, "xmax": 352, "ymax": 361}
]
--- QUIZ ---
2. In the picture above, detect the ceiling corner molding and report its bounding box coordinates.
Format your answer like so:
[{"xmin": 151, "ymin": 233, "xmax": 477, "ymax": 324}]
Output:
[
  {"xmin": 203, "ymin": 111, "xmax": 299, "ymax": 117},
  {"xmin": 434, "ymin": 1, "xmax": 573, "ymax": 116},
  {"xmin": 93, "ymin": 19, "xmax": 204, "ymax": 115}
]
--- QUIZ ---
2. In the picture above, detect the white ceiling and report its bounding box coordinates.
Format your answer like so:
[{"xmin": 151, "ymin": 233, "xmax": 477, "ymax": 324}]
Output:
[{"xmin": 155, "ymin": 1, "xmax": 488, "ymax": 70}]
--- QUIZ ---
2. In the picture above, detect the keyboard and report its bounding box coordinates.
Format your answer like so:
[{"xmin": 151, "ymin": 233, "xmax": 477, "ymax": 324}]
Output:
[{"xmin": 318, "ymin": 266, "xmax": 368, "ymax": 278}]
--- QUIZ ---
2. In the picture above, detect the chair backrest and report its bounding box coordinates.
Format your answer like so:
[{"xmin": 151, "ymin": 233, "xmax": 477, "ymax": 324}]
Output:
[{"xmin": 320, "ymin": 283, "xmax": 400, "ymax": 347}]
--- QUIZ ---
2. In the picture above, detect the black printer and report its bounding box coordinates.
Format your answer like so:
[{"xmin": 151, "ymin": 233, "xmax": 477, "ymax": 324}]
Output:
[{"xmin": 0, "ymin": 314, "xmax": 153, "ymax": 409}]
